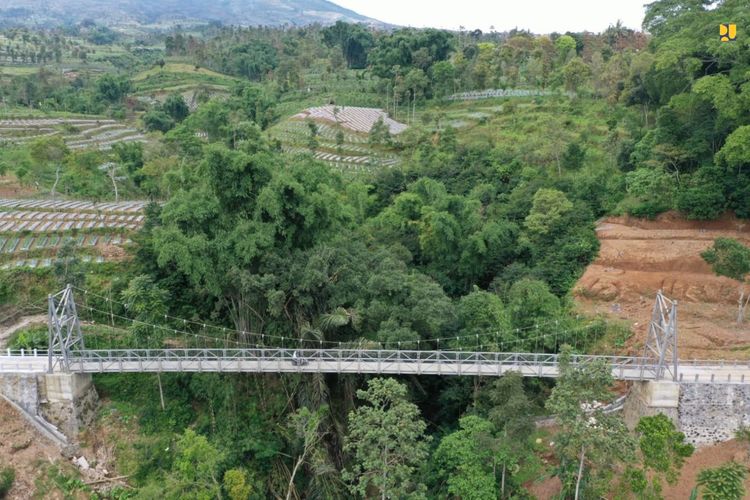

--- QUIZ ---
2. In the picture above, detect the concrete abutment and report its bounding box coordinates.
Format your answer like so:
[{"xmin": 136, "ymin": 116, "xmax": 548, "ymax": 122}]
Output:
[
  {"xmin": 0, "ymin": 372, "xmax": 98, "ymax": 442},
  {"xmin": 625, "ymin": 380, "xmax": 750, "ymax": 445}
]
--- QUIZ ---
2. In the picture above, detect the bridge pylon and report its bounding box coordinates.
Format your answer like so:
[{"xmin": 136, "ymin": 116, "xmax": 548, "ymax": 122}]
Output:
[
  {"xmin": 47, "ymin": 284, "xmax": 85, "ymax": 373},
  {"xmin": 642, "ymin": 291, "xmax": 678, "ymax": 381}
]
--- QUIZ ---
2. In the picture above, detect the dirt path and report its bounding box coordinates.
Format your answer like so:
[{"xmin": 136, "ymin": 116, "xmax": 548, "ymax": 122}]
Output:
[
  {"xmin": 0, "ymin": 315, "xmax": 46, "ymax": 350},
  {"xmin": 575, "ymin": 212, "xmax": 750, "ymax": 359}
]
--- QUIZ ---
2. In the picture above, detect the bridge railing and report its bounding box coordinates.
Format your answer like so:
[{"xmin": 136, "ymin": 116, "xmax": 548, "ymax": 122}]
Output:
[
  {"xmin": 65, "ymin": 348, "xmax": 647, "ymax": 363},
  {"xmin": 0, "ymin": 349, "xmax": 48, "ymax": 373},
  {"xmin": 60, "ymin": 348, "xmax": 655, "ymax": 377},
  {"xmin": 4, "ymin": 349, "xmax": 45, "ymax": 357},
  {"xmin": 9, "ymin": 348, "xmax": 750, "ymax": 383},
  {"xmin": 678, "ymin": 359, "xmax": 750, "ymax": 367}
]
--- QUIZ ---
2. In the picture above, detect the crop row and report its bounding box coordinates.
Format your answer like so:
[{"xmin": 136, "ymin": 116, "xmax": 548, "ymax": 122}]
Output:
[
  {"xmin": 0, "ymin": 233, "xmax": 129, "ymax": 254},
  {"xmin": 271, "ymin": 132, "xmax": 372, "ymax": 155},
  {"xmin": 291, "ymin": 106, "xmax": 407, "ymax": 135},
  {"xmin": 283, "ymin": 147, "xmax": 399, "ymax": 168},
  {"xmin": 0, "ymin": 218, "xmax": 140, "ymax": 233},
  {"xmin": 0, "ymin": 118, "xmax": 145, "ymax": 151},
  {"xmin": 0, "ymin": 199, "xmax": 148, "ymax": 213},
  {"xmin": 0, "ymin": 118, "xmax": 116, "ymax": 127},
  {"xmin": 1, "ymin": 255, "xmax": 106, "ymax": 271},
  {"xmin": 275, "ymin": 121, "xmax": 368, "ymax": 144},
  {"xmin": 447, "ymin": 88, "xmax": 556, "ymax": 100}
]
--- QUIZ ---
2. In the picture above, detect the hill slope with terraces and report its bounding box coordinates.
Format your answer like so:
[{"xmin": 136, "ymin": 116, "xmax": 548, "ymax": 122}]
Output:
[
  {"xmin": 0, "ymin": 118, "xmax": 146, "ymax": 151},
  {"xmin": 575, "ymin": 212, "xmax": 750, "ymax": 360},
  {"xmin": 292, "ymin": 106, "xmax": 408, "ymax": 135},
  {"xmin": 270, "ymin": 106, "xmax": 405, "ymax": 174},
  {"xmin": 0, "ymin": 198, "xmax": 148, "ymax": 270}
]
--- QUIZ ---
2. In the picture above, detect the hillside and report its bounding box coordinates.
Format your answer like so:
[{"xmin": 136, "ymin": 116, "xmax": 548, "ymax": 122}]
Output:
[
  {"xmin": 0, "ymin": 0, "xmax": 383, "ymax": 28},
  {"xmin": 575, "ymin": 212, "xmax": 750, "ymax": 360},
  {"xmin": 3, "ymin": 1, "xmax": 750, "ymax": 498}
]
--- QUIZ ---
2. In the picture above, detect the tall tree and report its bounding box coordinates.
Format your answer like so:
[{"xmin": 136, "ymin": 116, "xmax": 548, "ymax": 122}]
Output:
[
  {"xmin": 321, "ymin": 21, "xmax": 374, "ymax": 69},
  {"xmin": 152, "ymin": 141, "xmax": 348, "ymax": 339},
  {"xmin": 153, "ymin": 429, "xmax": 224, "ymax": 500},
  {"xmin": 285, "ymin": 406, "xmax": 328, "ymax": 500},
  {"xmin": 121, "ymin": 275, "xmax": 169, "ymax": 345},
  {"xmin": 546, "ymin": 347, "xmax": 634, "ymax": 499},
  {"xmin": 343, "ymin": 378, "xmax": 430, "ymax": 499},
  {"xmin": 435, "ymin": 415, "xmax": 499, "ymax": 499},
  {"xmin": 163, "ymin": 93, "xmax": 190, "ymax": 122},
  {"xmin": 29, "ymin": 135, "xmax": 68, "ymax": 198},
  {"xmin": 485, "ymin": 372, "xmax": 535, "ymax": 496},
  {"xmin": 53, "ymin": 238, "xmax": 84, "ymax": 289}
]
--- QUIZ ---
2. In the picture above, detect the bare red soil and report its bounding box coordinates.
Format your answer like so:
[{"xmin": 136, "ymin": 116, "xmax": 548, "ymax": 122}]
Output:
[
  {"xmin": 0, "ymin": 399, "xmax": 64, "ymax": 499},
  {"xmin": 575, "ymin": 212, "xmax": 750, "ymax": 360}
]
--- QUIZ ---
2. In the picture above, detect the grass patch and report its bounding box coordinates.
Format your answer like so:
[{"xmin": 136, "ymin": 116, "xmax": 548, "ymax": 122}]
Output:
[
  {"xmin": 585, "ymin": 320, "xmax": 634, "ymax": 355},
  {"xmin": 0, "ymin": 66, "xmax": 41, "ymax": 76},
  {"xmin": 131, "ymin": 64, "xmax": 239, "ymax": 93},
  {"xmin": 33, "ymin": 462, "xmax": 89, "ymax": 499},
  {"xmin": 132, "ymin": 63, "xmax": 235, "ymax": 81}
]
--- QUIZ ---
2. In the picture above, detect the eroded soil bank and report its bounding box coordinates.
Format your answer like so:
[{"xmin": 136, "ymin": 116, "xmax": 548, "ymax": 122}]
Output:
[{"xmin": 575, "ymin": 211, "xmax": 750, "ymax": 360}]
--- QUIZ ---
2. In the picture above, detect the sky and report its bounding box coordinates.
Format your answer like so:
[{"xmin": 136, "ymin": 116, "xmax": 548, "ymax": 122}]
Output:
[{"xmin": 333, "ymin": 0, "xmax": 648, "ymax": 34}]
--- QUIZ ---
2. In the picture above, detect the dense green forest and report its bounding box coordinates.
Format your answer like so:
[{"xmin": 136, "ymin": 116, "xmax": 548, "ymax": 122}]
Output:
[{"xmin": 1, "ymin": 0, "xmax": 750, "ymax": 498}]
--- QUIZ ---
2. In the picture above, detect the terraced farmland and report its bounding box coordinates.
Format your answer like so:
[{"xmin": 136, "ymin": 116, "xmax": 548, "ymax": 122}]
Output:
[
  {"xmin": 448, "ymin": 88, "xmax": 557, "ymax": 101},
  {"xmin": 0, "ymin": 198, "xmax": 148, "ymax": 270},
  {"xmin": 291, "ymin": 106, "xmax": 407, "ymax": 135},
  {"xmin": 269, "ymin": 116, "xmax": 402, "ymax": 173},
  {"xmin": 0, "ymin": 118, "xmax": 146, "ymax": 150}
]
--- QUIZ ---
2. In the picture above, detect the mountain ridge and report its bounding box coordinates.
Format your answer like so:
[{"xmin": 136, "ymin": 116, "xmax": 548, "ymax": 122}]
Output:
[{"xmin": 0, "ymin": 0, "xmax": 385, "ymax": 28}]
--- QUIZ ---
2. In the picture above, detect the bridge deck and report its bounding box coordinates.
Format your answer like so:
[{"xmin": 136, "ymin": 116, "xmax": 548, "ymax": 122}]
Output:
[{"xmin": 3, "ymin": 349, "xmax": 750, "ymax": 383}]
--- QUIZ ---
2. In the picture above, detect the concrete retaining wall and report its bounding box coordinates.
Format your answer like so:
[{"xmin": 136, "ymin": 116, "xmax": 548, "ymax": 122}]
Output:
[
  {"xmin": 0, "ymin": 372, "xmax": 97, "ymax": 441},
  {"xmin": 623, "ymin": 380, "xmax": 680, "ymax": 429},
  {"xmin": 624, "ymin": 380, "xmax": 750, "ymax": 446},
  {"xmin": 0, "ymin": 373, "xmax": 39, "ymax": 415}
]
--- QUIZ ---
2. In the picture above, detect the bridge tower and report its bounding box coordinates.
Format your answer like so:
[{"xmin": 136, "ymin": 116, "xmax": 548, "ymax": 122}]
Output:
[
  {"xmin": 47, "ymin": 284, "xmax": 85, "ymax": 373},
  {"xmin": 642, "ymin": 291, "xmax": 678, "ymax": 381}
]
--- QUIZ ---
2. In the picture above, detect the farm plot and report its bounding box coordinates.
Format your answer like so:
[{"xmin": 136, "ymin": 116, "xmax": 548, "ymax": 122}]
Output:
[
  {"xmin": 447, "ymin": 88, "xmax": 557, "ymax": 101},
  {"xmin": 0, "ymin": 118, "xmax": 146, "ymax": 150},
  {"xmin": 269, "ymin": 116, "xmax": 403, "ymax": 173},
  {"xmin": 1, "ymin": 254, "xmax": 106, "ymax": 270},
  {"xmin": 291, "ymin": 106, "xmax": 407, "ymax": 135},
  {"xmin": 0, "ymin": 211, "xmax": 144, "ymax": 232},
  {"xmin": 0, "ymin": 197, "xmax": 147, "ymax": 266},
  {"xmin": 273, "ymin": 120, "xmax": 368, "ymax": 145},
  {"xmin": 282, "ymin": 147, "xmax": 399, "ymax": 169},
  {"xmin": 0, "ymin": 199, "xmax": 147, "ymax": 213}
]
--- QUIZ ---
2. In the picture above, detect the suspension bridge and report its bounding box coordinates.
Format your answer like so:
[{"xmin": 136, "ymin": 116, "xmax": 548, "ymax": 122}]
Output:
[{"xmin": 1, "ymin": 286, "xmax": 749, "ymax": 384}]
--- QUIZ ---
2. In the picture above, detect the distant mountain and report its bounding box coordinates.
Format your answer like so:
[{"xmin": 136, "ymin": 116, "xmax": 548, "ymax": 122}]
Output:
[{"xmin": 0, "ymin": 0, "xmax": 384, "ymax": 28}]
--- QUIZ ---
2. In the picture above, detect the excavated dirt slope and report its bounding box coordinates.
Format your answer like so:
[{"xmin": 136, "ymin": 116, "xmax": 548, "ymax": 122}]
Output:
[
  {"xmin": 574, "ymin": 212, "xmax": 750, "ymax": 359},
  {"xmin": 0, "ymin": 399, "xmax": 64, "ymax": 499}
]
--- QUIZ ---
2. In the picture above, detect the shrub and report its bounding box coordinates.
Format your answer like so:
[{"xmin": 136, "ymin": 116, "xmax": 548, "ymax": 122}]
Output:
[
  {"xmin": 9, "ymin": 327, "xmax": 48, "ymax": 350},
  {"xmin": 628, "ymin": 200, "xmax": 670, "ymax": 220},
  {"xmin": 143, "ymin": 110, "xmax": 175, "ymax": 133},
  {"xmin": 676, "ymin": 167, "xmax": 725, "ymax": 220},
  {"xmin": 0, "ymin": 466, "xmax": 15, "ymax": 497},
  {"xmin": 697, "ymin": 461, "xmax": 747, "ymax": 500}
]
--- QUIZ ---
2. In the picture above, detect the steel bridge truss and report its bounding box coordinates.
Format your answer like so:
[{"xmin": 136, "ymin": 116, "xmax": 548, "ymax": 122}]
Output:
[
  {"xmin": 65, "ymin": 348, "xmax": 655, "ymax": 378},
  {"xmin": 642, "ymin": 291, "xmax": 678, "ymax": 381},
  {"xmin": 42, "ymin": 287, "xmax": 680, "ymax": 380},
  {"xmin": 47, "ymin": 284, "xmax": 85, "ymax": 373}
]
